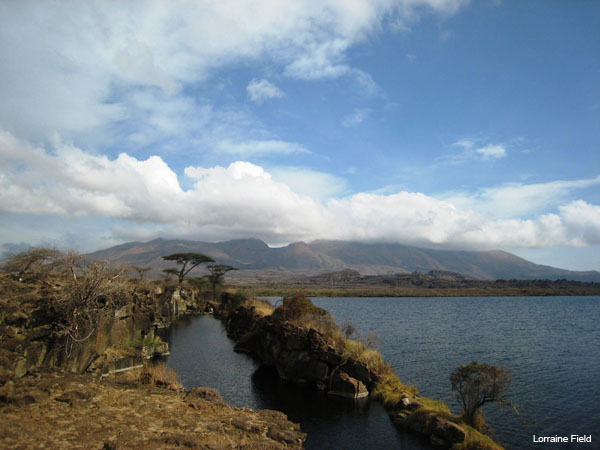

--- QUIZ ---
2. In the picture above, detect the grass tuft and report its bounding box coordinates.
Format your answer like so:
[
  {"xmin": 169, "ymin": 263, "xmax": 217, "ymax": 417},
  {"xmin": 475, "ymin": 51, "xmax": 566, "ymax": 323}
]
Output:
[
  {"xmin": 372, "ymin": 372, "xmax": 419, "ymax": 408},
  {"xmin": 124, "ymin": 363, "xmax": 183, "ymax": 390}
]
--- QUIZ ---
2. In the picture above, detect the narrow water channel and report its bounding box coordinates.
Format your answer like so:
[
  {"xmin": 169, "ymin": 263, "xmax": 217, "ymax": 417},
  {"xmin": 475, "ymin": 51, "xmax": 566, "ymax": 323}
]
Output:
[{"xmin": 159, "ymin": 315, "xmax": 430, "ymax": 450}]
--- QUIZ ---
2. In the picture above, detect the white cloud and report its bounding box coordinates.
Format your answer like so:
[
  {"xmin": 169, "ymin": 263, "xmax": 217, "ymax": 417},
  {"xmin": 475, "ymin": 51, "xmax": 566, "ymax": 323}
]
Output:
[
  {"xmin": 437, "ymin": 140, "xmax": 509, "ymax": 166},
  {"xmin": 247, "ymin": 79, "xmax": 285, "ymax": 102},
  {"xmin": 476, "ymin": 144, "xmax": 506, "ymax": 160},
  {"xmin": 269, "ymin": 167, "xmax": 348, "ymax": 200},
  {"xmin": 215, "ymin": 139, "xmax": 311, "ymax": 157},
  {"xmin": 1, "ymin": 129, "xmax": 599, "ymax": 251},
  {"xmin": 453, "ymin": 138, "xmax": 475, "ymax": 149},
  {"xmin": 0, "ymin": 0, "xmax": 469, "ymax": 144},
  {"xmin": 444, "ymin": 176, "xmax": 600, "ymax": 218},
  {"xmin": 351, "ymin": 69, "xmax": 382, "ymax": 97},
  {"xmin": 342, "ymin": 108, "xmax": 371, "ymax": 127}
]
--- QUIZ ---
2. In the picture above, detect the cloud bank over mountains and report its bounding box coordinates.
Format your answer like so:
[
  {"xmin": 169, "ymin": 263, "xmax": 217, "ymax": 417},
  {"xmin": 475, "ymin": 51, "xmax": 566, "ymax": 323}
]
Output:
[{"xmin": 2, "ymin": 129, "xmax": 598, "ymax": 250}]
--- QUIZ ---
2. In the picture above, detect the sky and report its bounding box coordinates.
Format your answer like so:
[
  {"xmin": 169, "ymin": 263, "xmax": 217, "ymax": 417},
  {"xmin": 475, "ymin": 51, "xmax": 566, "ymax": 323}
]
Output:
[{"xmin": 0, "ymin": 0, "xmax": 599, "ymax": 271}]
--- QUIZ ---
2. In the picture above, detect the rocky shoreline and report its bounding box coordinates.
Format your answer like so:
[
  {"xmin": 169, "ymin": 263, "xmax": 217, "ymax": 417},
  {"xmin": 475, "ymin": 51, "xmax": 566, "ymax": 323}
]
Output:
[
  {"xmin": 221, "ymin": 303, "xmax": 497, "ymax": 449},
  {"xmin": 0, "ymin": 275, "xmax": 305, "ymax": 449}
]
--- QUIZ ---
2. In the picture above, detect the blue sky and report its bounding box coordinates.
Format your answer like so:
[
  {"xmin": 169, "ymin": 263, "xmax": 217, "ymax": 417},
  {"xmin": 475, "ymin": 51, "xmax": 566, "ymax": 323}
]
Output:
[{"xmin": 0, "ymin": 0, "xmax": 599, "ymax": 271}]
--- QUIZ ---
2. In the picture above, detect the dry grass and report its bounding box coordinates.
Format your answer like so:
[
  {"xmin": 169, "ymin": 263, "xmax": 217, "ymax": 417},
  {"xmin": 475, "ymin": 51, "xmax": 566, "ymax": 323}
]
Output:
[
  {"xmin": 124, "ymin": 363, "xmax": 183, "ymax": 390},
  {"xmin": 294, "ymin": 313, "xmax": 346, "ymax": 349},
  {"xmin": 342, "ymin": 339, "xmax": 388, "ymax": 374},
  {"xmin": 419, "ymin": 395, "xmax": 452, "ymax": 415},
  {"xmin": 372, "ymin": 372, "xmax": 419, "ymax": 408},
  {"xmin": 245, "ymin": 297, "xmax": 275, "ymax": 316}
]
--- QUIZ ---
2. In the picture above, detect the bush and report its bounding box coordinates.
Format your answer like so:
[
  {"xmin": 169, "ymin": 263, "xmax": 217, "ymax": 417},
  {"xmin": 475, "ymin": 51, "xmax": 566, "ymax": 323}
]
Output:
[
  {"xmin": 450, "ymin": 361, "xmax": 511, "ymax": 431},
  {"xmin": 220, "ymin": 291, "xmax": 247, "ymax": 312},
  {"xmin": 245, "ymin": 297, "xmax": 275, "ymax": 316},
  {"xmin": 342, "ymin": 339, "xmax": 387, "ymax": 374},
  {"xmin": 271, "ymin": 294, "xmax": 346, "ymax": 349},
  {"xmin": 272, "ymin": 293, "xmax": 328, "ymax": 322}
]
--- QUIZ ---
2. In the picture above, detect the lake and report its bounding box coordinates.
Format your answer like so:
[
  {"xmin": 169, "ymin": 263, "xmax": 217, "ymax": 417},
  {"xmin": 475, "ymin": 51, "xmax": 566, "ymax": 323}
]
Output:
[{"xmin": 160, "ymin": 296, "xmax": 599, "ymax": 449}]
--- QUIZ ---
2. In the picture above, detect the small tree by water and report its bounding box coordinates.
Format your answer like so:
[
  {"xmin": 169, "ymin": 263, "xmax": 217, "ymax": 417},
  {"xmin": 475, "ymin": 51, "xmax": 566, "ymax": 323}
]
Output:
[
  {"xmin": 450, "ymin": 361, "xmax": 511, "ymax": 431},
  {"xmin": 206, "ymin": 264, "xmax": 238, "ymax": 301}
]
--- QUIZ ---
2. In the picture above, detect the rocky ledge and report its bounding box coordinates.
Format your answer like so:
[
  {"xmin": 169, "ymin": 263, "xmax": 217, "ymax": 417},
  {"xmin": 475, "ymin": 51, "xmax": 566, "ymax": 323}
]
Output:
[
  {"xmin": 224, "ymin": 303, "xmax": 502, "ymax": 450},
  {"xmin": 0, "ymin": 370, "xmax": 305, "ymax": 449},
  {"xmin": 226, "ymin": 305, "xmax": 377, "ymax": 399}
]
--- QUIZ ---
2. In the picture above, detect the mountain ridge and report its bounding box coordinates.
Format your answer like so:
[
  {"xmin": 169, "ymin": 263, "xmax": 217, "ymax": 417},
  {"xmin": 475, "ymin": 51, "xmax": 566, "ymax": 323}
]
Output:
[{"xmin": 87, "ymin": 238, "xmax": 600, "ymax": 282}]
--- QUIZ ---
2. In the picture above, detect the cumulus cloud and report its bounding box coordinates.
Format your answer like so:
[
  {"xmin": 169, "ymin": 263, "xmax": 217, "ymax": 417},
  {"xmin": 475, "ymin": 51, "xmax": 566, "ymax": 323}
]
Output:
[
  {"xmin": 269, "ymin": 167, "xmax": 348, "ymax": 200},
  {"xmin": 1, "ymin": 129, "xmax": 599, "ymax": 251},
  {"xmin": 247, "ymin": 79, "xmax": 285, "ymax": 102}
]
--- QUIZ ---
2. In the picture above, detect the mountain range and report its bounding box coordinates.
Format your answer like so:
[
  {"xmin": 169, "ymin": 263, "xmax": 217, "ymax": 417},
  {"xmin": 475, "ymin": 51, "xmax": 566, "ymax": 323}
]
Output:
[{"xmin": 87, "ymin": 238, "xmax": 600, "ymax": 282}]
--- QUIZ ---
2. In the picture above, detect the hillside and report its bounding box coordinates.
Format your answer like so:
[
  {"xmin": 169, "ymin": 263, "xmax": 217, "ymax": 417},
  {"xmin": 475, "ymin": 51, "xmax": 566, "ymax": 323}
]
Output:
[{"xmin": 87, "ymin": 238, "xmax": 600, "ymax": 282}]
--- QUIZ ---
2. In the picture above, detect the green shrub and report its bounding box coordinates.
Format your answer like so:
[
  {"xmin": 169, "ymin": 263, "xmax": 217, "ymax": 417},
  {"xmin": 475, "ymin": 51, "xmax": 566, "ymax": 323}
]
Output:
[
  {"xmin": 372, "ymin": 372, "xmax": 419, "ymax": 408},
  {"xmin": 220, "ymin": 291, "xmax": 247, "ymax": 312},
  {"xmin": 272, "ymin": 293, "xmax": 328, "ymax": 322}
]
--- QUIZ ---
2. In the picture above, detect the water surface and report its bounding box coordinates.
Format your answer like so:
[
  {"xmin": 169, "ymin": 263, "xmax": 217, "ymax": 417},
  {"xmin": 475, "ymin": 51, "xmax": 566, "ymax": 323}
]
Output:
[{"xmin": 162, "ymin": 296, "xmax": 600, "ymax": 449}]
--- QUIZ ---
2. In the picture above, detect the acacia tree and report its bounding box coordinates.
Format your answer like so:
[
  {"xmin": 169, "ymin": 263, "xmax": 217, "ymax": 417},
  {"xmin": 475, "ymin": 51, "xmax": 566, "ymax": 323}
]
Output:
[
  {"xmin": 450, "ymin": 361, "xmax": 511, "ymax": 431},
  {"xmin": 1, "ymin": 247, "xmax": 62, "ymax": 281},
  {"xmin": 206, "ymin": 264, "xmax": 238, "ymax": 301},
  {"xmin": 161, "ymin": 253, "xmax": 214, "ymax": 286},
  {"xmin": 131, "ymin": 266, "xmax": 151, "ymax": 280}
]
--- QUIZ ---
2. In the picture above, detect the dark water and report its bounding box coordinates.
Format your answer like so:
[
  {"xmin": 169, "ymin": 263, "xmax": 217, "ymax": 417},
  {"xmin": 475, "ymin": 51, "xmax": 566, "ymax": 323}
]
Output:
[{"xmin": 161, "ymin": 296, "xmax": 600, "ymax": 449}]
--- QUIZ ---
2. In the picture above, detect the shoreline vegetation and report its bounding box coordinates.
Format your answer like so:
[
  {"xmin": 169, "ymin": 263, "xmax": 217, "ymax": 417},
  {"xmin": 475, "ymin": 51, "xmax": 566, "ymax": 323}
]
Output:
[{"xmin": 231, "ymin": 269, "xmax": 600, "ymax": 297}]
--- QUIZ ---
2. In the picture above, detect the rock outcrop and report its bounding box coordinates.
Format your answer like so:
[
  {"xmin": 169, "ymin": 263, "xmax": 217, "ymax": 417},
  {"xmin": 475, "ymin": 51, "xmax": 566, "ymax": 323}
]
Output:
[
  {"xmin": 0, "ymin": 277, "xmax": 206, "ymax": 379},
  {"xmin": 0, "ymin": 370, "xmax": 305, "ymax": 449},
  {"xmin": 0, "ymin": 276, "xmax": 306, "ymax": 449},
  {"xmin": 224, "ymin": 304, "xmax": 488, "ymax": 449},
  {"xmin": 387, "ymin": 400, "xmax": 468, "ymax": 447},
  {"xmin": 225, "ymin": 305, "xmax": 378, "ymax": 399}
]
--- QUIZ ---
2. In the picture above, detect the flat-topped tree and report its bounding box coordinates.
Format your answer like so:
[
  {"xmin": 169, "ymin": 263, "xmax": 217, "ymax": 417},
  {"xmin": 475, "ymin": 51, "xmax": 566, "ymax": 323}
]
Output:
[
  {"xmin": 207, "ymin": 264, "xmax": 238, "ymax": 301},
  {"xmin": 162, "ymin": 252, "xmax": 215, "ymax": 286},
  {"xmin": 2, "ymin": 247, "xmax": 62, "ymax": 281},
  {"xmin": 131, "ymin": 266, "xmax": 151, "ymax": 280}
]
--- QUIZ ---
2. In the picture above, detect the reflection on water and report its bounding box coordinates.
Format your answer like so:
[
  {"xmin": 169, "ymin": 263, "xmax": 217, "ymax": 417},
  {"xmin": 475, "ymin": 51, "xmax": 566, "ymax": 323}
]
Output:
[{"xmin": 160, "ymin": 315, "xmax": 429, "ymax": 450}]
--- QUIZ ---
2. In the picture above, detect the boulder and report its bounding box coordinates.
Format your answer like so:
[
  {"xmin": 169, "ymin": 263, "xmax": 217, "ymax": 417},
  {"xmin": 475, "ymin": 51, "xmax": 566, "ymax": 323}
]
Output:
[
  {"xmin": 328, "ymin": 370, "xmax": 369, "ymax": 399},
  {"xmin": 186, "ymin": 386, "xmax": 224, "ymax": 407},
  {"xmin": 432, "ymin": 417, "xmax": 466, "ymax": 444},
  {"xmin": 339, "ymin": 359, "xmax": 373, "ymax": 385}
]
